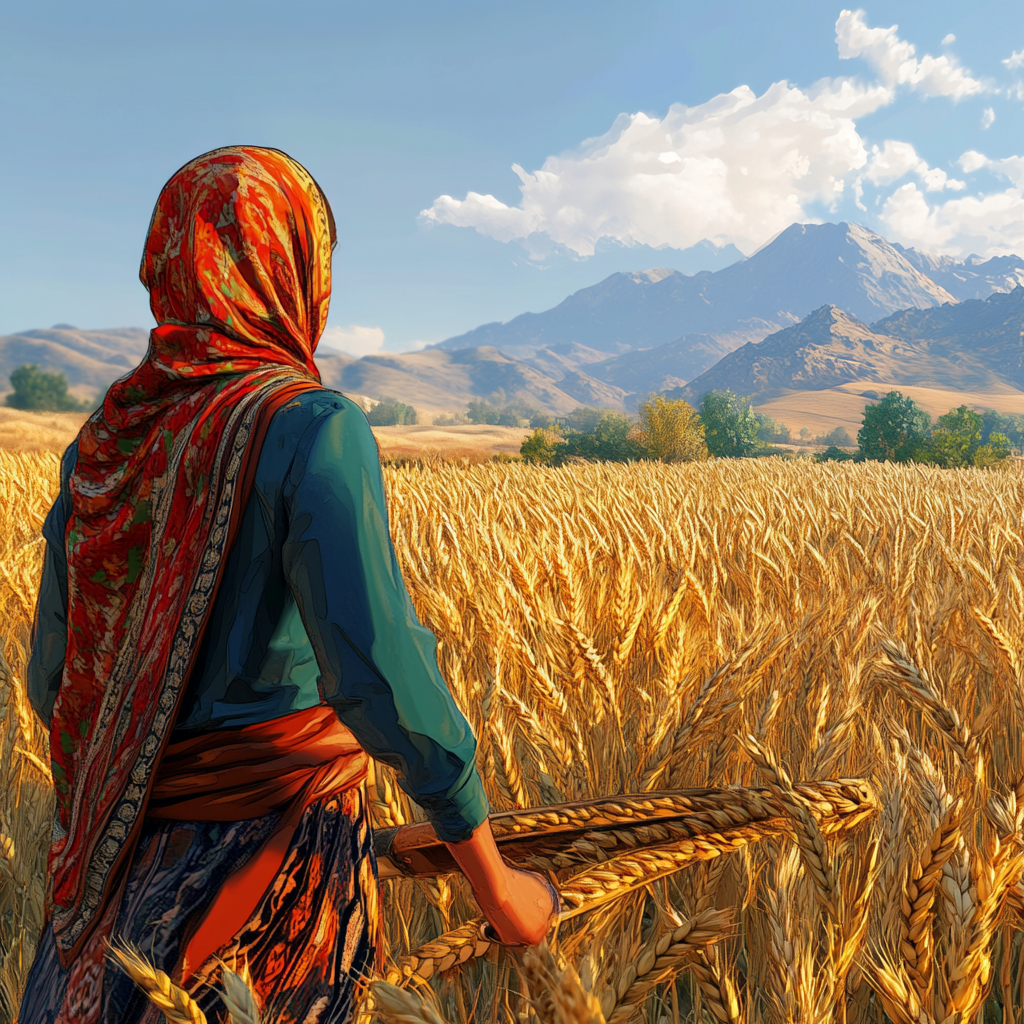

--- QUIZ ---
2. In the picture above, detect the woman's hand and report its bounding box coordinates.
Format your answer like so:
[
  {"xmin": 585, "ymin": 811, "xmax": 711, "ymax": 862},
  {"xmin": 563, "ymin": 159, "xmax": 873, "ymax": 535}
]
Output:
[{"xmin": 444, "ymin": 820, "xmax": 559, "ymax": 946}]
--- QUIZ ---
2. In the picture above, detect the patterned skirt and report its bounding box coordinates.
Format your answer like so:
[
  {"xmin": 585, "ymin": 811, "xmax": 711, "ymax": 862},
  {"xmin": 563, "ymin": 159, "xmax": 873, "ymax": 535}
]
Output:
[{"xmin": 18, "ymin": 787, "xmax": 379, "ymax": 1024}]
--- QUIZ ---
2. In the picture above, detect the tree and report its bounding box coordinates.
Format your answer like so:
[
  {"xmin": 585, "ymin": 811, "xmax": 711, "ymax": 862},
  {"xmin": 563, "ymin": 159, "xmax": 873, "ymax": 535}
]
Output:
[
  {"xmin": 432, "ymin": 411, "xmax": 469, "ymax": 426},
  {"xmin": 366, "ymin": 396, "xmax": 418, "ymax": 426},
  {"xmin": 561, "ymin": 406, "xmax": 608, "ymax": 433},
  {"xmin": 519, "ymin": 427, "xmax": 562, "ymax": 465},
  {"xmin": 698, "ymin": 390, "xmax": 761, "ymax": 458},
  {"xmin": 856, "ymin": 391, "xmax": 930, "ymax": 463},
  {"xmin": 466, "ymin": 399, "xmax": 501, "ymax": 425},
  {"xmin": 467, "ymin": 397, "xmax": 550, "ymax": 428},
  {"xmin": 816, "ymin": 426, "xmax": 853, "ymax": 447},
  {"xmin": 974, "ymin": 432, "xmax": 1012, "ymax": 468},
  {"xmin": 632, "ymin": 395, "xmax": 708, "ymax": 463},
  {"xmin": 550, "ymin": 411, "xmax": 647, "ymax": 466},
  {"xmin": 979, "ymin": 409, "xmax": 1024, "ymax": 448},
  {"xmin": 914, "ymin": 405, "xmax": 982, "ymax": 468},
  {"xmin": 5, "ymin": 364, "xmax": 92, "ymax": 412},
  {"xmin": 754, "ymin": 412, "xmax": 790, "ymax": 444}
]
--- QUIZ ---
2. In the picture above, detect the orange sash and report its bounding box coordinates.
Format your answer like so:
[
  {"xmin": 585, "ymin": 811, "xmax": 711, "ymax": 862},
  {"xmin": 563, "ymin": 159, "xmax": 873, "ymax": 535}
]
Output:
[{"xmin": 148, "ymin": 705, "xmax": 369, "ymax": 980}]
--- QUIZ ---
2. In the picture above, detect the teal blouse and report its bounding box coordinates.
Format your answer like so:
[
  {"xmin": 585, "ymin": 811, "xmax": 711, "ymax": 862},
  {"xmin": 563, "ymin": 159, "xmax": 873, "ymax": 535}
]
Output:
[{"xmin": 27, "ymin": 389, "xmax": 489, "ymax": 844}]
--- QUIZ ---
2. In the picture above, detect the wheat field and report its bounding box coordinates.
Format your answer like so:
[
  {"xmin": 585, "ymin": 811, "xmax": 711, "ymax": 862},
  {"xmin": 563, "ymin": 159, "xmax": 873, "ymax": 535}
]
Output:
[{"xmin": 2, "ymin": 450, "xmax": 1024, "ymax": 1024}]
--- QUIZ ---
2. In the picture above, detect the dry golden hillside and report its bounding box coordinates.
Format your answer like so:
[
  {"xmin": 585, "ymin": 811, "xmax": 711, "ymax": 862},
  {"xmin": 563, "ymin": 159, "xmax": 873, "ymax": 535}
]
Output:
[{"xmin": 0, "ymin": 408, "xmax": 531, "ymax": 463}]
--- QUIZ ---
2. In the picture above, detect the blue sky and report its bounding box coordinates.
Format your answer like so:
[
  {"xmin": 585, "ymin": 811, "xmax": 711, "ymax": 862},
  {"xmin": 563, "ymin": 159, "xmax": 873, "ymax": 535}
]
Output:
[{"xmin": 2, "ymin": 1, "xmax": 1023, "ymax": 354}]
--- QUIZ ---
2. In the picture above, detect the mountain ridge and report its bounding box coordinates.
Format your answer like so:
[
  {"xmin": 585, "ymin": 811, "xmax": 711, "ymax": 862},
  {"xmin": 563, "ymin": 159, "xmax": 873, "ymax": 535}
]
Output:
[
  {"xmin": 434, "ymin": 222, "xmax": 959, "ymax": 365},
  {"xmin": 671, "ymin": 291, "xmax": 1024, "ymax": 405}
]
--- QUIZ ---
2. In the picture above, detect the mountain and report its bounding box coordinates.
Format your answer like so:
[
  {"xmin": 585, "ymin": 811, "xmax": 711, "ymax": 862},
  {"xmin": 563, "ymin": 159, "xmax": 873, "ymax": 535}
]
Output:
[
  {"xmin": 0, "ymin": 326, "xmax": 149, "ymax": 399},
  {"xmin": 327, "ymin": 345, "xmax": 629, "ymax": 415},
  {"xmin": 873, "ymin": 287, "xmax": 1024, "ymax": 387},
  {"xmin": 672, "ymin": 290, "xmax": 1024, "ymax": 404},
  {"xmin": 0, "ymin": 325, "xmax": 363, "ymax": 404},
  {"xmin": 894, "ymin": 247, "xmax": 1024, "ymax": 301},
  {"xmin": 436, "ymin": 223, "xmax": 956, "ymax": 363}
]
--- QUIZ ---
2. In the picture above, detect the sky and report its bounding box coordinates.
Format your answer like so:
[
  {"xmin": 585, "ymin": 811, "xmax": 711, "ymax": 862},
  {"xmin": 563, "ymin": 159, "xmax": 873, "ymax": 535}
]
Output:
[{"xmin": 3, "ymin": 1, "xmax": 1024, "ymax": 355}]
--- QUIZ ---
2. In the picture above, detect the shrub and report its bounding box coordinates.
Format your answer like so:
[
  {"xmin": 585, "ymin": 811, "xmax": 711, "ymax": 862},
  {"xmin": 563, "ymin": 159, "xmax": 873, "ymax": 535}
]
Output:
[
  {"xmin": 551, "ymin": 412, "xmax": 647, "ymax": 467},
  {"xmin": 366, "ymin": 397, "xmax": 418, "ymax": 426},
  {"xmin": 633, "ymin": 395, "xmax": 709, "ymax": 463},
  {"xmin": 5, "ymin": 365, "xmax": 92, "ymax": 412},
  {"xmin": 813, "ymin": 446, "xmax": 856, "ymax": 463}
]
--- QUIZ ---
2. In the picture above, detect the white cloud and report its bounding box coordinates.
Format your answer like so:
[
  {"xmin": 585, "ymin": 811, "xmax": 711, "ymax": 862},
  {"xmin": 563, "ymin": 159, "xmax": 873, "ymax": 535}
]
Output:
[
  {"xmin": 422, "ymin": 9, "xmax": 1012, "ymax": 262},
  {"xmin": 423, "ymin": 79, "xmax": 890, "ymax": 257},
  {"xmin": 956, "ymin": 150, "xmax": 1024, "ymax": 188},
  {"xmin": 1004, "ymin": 49, "xmax": 1024, "ymax": 70},
  {"xmin": 318, "ymin": 324, "xmax": 385, "ymax": 358},
  {"xmin": 959, "ymin": 150, "xmax": 989, "ymax": 173},
  {"xmin": 883, "ymin": 182, "xmax": 1024, "ymax": 256},
  {"xmin": 941, "ymin": 33, "xmax": 956, "ymax": 46},
  {"xmin": 836, "ymin": 9, "xmax": 986, "ymax": 99},
  {"xmin": 981, "ymin": 107, "xmax": 996, "ymax": 129},
  {"xmin": 864, "ymin": 140, "xmax": 953, "ymax": 190}
]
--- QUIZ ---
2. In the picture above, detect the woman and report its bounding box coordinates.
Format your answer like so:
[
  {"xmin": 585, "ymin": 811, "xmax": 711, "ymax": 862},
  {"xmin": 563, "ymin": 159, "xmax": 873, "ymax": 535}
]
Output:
[{"xmin": 20, "ymin": 146, "xmax": 556, "ymax": 1024}]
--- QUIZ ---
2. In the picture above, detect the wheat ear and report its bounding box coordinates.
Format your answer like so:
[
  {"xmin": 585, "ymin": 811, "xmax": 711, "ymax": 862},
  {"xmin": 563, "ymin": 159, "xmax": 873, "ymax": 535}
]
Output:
[
  {"xmin": 216, "ymin": 960, "xmax": 262, "ymax": 1024},
  {"xmin": 107, "ymin": 942, "xmax": 207, "ymax": 1024},
  {"xmin": 899, "ymin": 798, "xmax": 962, "ymax": 1003},
  {"xmin": 370, "ymin": 981, "xmax": 450, "ymax": 1024},
  {"xmin": 607, "ymin": 908, "xmax": 733, "ymax": 1023},
  {"xmin": 519, "ymin": 940, "xmax": 607, "ymax": 1024},
  {"xmin": 741, "ymin": 734, "xmax": 837, "ymax": 914}
]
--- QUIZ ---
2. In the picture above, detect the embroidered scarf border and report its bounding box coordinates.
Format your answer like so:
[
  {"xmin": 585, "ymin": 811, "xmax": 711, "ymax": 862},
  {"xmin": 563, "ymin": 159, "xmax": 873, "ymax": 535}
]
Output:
[{"xmin": 50, "ymin": 370, "xmax": 314, "ymax": 960}]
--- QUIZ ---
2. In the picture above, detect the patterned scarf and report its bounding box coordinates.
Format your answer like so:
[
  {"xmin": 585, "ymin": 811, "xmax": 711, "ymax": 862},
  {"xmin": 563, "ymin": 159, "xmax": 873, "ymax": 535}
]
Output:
[{"xmin": 47, "ymin": 145, "xmax": 334, "ymax": 965}]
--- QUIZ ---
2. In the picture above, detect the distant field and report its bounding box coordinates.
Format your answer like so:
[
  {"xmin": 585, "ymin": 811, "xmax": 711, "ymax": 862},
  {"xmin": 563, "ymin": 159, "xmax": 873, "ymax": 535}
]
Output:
[
  {"xmin": 0, "ymin": 408, "xmax": 90, "ymax": 454},
  {"xmin": 3, "ymin": 384, "xmax": 1021, "ymax": 459},
  {"xmin": 754, "ymin": 383, "xmax": 1024, "ymax": 438},
  {"xmin": 372, "ymin": 423, "xmax": 531, "ymax": 462},
  {"xmin": 0, "ymin": 406, "xmax": 530, "ymax": 461}
]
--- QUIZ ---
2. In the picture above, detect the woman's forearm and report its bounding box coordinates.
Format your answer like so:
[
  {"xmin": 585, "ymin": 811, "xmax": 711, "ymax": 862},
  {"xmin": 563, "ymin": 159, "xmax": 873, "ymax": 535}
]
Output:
[{"xmin": 444, "ymin": 819, "xmax": 557, "ymax": 946}]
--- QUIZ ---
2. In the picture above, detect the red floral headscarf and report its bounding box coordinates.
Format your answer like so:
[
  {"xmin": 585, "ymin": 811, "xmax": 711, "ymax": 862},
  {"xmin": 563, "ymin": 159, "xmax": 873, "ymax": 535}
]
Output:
[{"xmin": 47, "ymin": 146, "xmax": 331, "ymax": 969}]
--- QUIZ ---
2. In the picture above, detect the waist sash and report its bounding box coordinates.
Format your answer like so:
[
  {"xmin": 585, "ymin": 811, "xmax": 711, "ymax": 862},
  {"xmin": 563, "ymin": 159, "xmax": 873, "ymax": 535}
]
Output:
[{"xmin": 148, "ymin": 705, "xmax": 369, "ymax": 979}]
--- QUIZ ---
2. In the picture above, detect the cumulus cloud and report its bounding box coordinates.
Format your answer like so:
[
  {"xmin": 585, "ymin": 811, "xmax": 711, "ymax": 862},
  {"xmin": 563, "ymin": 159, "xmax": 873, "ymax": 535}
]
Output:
[
  {"xmin": 422, "ymin": 8, "xmax": 1006, "ymax": 261},
  {"xmin": 863, "ymin": 140, "xmax": 962, "ymax": 191},
  {"xmin": 318, "ymin": 324, "xmax": 385, "ymax": 358},
  {"xmin": 423, "ymin": 79, "xmax": 893, "ymax": 256},
  {"xmin": 942, "ymin": 33, "xmax": 956, "ymax": 46},
  {"xmin": 836, "ymin": 9, "xmax": 986, "ymax": 99},
  {"xmin": 882, "ymin": 183, "xmax": 1024, "ymax": 256},
  {"xmin": 981, "ymin": 107, "xmax": 996, "ymax": 129},
  {"xmin": 957, "ymin": 151, "xmax": 1024, "ymax": 188}
]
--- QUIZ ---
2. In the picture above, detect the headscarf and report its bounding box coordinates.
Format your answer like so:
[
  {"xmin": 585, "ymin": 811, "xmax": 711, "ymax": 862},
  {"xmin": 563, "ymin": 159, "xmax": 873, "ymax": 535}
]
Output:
[{"xmin": 47, "ymin": 146, "xmax": 332, "ymax": 966}]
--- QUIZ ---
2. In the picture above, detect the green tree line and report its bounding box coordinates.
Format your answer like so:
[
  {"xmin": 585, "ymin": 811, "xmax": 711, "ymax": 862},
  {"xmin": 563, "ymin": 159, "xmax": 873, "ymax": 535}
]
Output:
[{"xmin": 516, "ymin": 389, "xmax": 1020, "ymax": 469}]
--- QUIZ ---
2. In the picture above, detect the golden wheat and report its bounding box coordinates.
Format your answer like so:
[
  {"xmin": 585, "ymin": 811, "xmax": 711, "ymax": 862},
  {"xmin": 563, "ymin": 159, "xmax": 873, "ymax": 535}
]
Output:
[
  {"xmin": 3, "ymin": 452, "xmax": 1024, "ymax": 1022},
  {"xmin": 107, "ymin": 942, "xmax": 208, "ymax": 1024}
]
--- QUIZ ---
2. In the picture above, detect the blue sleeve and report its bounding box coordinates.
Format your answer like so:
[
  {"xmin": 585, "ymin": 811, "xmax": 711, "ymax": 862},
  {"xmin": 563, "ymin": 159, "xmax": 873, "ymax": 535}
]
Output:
[
  {"xmin": 27, "ymin": 442, "xmax": 77, "ymax": 727},
  {"xmin": 281, "ymin": 399, "xmax": 489, "ymax": 843}
]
